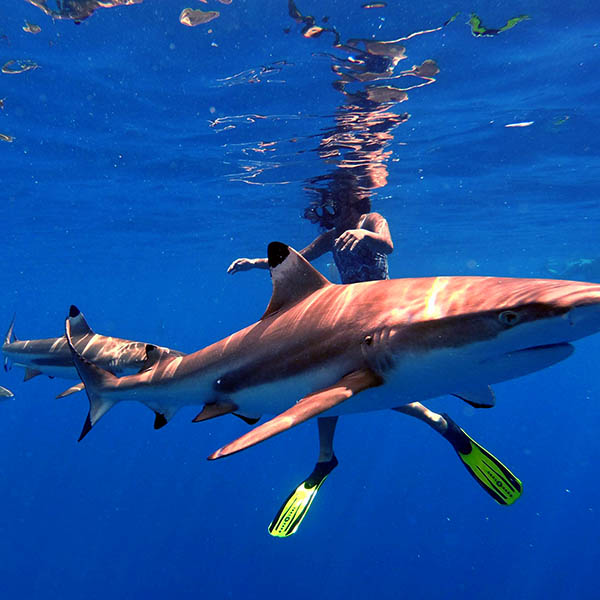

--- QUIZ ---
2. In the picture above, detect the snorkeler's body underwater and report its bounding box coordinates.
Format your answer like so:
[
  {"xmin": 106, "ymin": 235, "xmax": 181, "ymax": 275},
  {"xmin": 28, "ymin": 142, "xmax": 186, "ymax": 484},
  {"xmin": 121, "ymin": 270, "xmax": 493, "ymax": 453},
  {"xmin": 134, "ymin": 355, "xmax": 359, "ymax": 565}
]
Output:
[{"xmin": 228, "ymin": 7, "xmax": 522, "ymax": 536}]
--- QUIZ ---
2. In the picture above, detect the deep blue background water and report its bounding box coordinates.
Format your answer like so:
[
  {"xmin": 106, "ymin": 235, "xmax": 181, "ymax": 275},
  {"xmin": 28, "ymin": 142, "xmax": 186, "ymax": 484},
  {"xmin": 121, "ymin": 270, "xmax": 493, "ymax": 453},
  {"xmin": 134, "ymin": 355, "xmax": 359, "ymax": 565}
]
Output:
[{"xmin": 1, "ymin": 1, "xmax": 599, "ymax": 599}]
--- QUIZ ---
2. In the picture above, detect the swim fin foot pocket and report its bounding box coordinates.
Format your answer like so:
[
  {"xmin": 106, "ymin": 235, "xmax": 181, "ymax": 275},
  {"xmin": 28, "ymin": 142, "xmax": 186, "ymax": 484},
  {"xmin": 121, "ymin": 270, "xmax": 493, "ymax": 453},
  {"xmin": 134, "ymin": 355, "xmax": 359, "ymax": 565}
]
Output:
[
  {"xmin": 268, "ymin": 456, "xmax": 338, "ymax": 538},
  {"xmin": 441, "ymin": 414, "xmax": 522, "ymax": 506}
]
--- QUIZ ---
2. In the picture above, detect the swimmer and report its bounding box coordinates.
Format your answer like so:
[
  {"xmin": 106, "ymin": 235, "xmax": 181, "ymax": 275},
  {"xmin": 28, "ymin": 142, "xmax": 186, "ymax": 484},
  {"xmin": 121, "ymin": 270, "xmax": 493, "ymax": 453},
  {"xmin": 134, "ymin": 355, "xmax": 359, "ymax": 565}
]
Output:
[{"xmin": 229, "ymin": 198, "xmax": 521, "ymax": 537}]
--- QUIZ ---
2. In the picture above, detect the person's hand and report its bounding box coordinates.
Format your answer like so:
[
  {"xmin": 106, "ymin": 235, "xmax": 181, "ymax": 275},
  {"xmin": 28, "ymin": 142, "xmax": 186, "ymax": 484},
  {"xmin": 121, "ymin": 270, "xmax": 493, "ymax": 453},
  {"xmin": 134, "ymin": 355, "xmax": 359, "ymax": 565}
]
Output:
[
  {"xmin": 334, "ymin": 229, "xmax": 370, "ymax": 253},
  {"xmin": 227, "ymin": 258, "xmax": 254, "ymax": 274}
]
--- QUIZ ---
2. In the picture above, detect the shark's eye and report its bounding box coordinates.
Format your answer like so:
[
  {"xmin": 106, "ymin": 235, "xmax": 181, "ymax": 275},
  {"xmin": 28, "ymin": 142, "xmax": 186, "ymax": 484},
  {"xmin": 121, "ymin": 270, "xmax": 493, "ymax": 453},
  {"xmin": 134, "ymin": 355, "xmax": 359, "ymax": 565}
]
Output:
[{"xmin": 499, "ymin": 310, "xmax": 520, "ymax": 326}]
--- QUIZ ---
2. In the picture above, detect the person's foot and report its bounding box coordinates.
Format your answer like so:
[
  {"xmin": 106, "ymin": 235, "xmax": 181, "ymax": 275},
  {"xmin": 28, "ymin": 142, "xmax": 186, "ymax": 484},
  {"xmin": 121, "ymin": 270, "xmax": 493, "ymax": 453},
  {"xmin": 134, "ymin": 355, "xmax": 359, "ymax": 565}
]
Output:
[
  {"xmin": 268, "ymin": 456, "xmax": 338, "ymax": 537},
  {"xmin": 442, "ymin": 414, "xmax": 522, "ymax": 505}
]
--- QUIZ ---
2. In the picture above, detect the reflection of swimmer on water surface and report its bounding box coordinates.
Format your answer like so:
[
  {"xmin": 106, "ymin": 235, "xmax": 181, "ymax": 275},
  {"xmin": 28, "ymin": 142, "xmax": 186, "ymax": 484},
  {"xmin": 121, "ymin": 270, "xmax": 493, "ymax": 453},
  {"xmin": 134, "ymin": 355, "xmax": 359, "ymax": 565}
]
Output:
[{"xmin": 26, "ymin": 0, "xmax": 143, "ymax": 24}]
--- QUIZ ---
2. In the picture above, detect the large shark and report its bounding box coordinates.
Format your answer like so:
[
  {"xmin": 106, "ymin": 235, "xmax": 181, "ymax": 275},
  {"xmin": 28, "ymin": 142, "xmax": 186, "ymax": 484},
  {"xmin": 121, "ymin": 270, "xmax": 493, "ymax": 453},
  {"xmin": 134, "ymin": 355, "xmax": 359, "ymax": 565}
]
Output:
[
  {"xmin": 67, "ymin": 242, "xmax": 600, "ymax": 460},
  {"xmin": 2, "ymin": 308, "xmax": 184, "ymax": 434}
]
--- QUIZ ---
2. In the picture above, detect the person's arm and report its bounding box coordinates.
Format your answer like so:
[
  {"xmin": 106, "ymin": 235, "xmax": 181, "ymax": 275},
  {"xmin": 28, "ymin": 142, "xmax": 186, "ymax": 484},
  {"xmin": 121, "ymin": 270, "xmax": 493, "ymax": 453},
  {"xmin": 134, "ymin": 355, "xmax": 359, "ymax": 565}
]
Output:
[
  {"xmin": 298, "ymin": 230, "xmax": 336, "ymax": 261},
  {"xmin": 227, "ymin": 256, "xmax": 269, "ymax": 274},
  {"xmin": 334, "ymin": 212, "xmax": 394, "ymax": 254},
  {"xmin": 227, "ymin": 230, "xmax": 335, "ymax": 274}
]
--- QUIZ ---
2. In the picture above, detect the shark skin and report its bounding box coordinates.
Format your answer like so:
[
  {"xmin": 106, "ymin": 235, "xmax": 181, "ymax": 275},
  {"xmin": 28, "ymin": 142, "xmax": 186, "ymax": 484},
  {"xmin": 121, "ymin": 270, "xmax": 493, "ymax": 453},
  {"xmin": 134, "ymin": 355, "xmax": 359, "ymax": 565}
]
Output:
[
  {"xmin": 2, "ymin": 306, "xmax": 184, "ymax": 397},
  {"xmin": 66, "ymin": 242, "xmax": 600, "ymax": 458}
]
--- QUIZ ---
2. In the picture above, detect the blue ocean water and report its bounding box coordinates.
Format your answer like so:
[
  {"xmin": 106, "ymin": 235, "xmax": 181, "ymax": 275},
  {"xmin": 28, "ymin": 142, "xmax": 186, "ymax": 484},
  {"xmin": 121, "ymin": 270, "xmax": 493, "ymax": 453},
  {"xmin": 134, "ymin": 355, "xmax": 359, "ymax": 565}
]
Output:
[{"xmin": 1, "ymin": 1, "xmax": 599, "ymax": 598}]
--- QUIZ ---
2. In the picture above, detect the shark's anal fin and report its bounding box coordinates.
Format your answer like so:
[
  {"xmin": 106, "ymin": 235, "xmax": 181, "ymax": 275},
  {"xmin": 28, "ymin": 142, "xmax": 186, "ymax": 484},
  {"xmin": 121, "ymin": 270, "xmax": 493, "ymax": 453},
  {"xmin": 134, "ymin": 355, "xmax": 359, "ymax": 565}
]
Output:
[
  {"xmin": 452, "ymin": 385, "xmax": 496, "ymax": 409},
  {"xmin": 192, "ymin": 402, "xmax": 238, "ymax": 423},
  {"xmin": 56, "ymin": 382, "xmax": 85, "ymax": 399},
  {"xmin": 23, "ymin": 367, "xmax": 43, "ymax": 382},
  {"xmin": 261, "ymin": 242, "xmax": 331, "ymax": 320},
  {"xmin": 208, "ymin": 368, "xmax": 382, "ymax": 460}
]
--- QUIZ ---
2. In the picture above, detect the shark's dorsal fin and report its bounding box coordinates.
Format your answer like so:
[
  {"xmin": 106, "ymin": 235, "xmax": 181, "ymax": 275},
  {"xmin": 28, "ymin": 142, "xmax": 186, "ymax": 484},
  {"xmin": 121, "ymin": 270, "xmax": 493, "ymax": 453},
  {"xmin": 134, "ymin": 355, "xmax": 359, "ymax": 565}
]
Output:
[
  {"xmin": 139, "ymin": 344, "xmax": 170, "ymax": 372},
  {"xmin": 69, "ymin": 305, "xmax": 94, "ymax": 337},
  {"xmin": 452, "ymin": 386, "xmax": 496, "ymax": 409},
  {"xmin": 261, "ymin": 242, "xmax": 331, "ymax": 320}
]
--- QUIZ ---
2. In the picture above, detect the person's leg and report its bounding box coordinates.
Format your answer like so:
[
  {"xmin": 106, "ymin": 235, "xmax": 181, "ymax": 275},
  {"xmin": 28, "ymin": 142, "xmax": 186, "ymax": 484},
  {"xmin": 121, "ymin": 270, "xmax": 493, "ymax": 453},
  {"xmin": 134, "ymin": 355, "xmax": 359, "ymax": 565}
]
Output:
[
  {"xmin": 317, "ymin": 415, "xmax": 338, "ymax": 462},
  {"xmin": 394, "ymin": 403, "xmax": 522, "ymax": 505},
  {"xmin": 394, "ymin": 402, "xmax": 447, "ymax": 434},
  {"xmin": 269, "ymin": 417, "xmax": 339, "ymax": 537}
]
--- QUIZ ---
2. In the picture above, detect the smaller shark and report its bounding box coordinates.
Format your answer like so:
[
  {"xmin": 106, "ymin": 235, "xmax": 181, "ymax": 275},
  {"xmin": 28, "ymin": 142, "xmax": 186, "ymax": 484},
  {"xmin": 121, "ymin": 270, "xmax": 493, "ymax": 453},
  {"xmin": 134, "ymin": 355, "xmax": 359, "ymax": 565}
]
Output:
[{"xmin": 2, "ymin": 307, "xmax": 184, "ymax": 436}]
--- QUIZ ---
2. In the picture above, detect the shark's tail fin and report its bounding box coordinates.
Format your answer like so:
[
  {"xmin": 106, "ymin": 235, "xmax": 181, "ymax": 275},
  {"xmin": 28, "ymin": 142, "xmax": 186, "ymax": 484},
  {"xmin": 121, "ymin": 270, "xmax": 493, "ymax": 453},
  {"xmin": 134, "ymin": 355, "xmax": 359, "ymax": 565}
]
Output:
[
  {"xmin": 3, "ymin": 313, "xmax": 16, "ymax": 371},
  {"xmin": 65, "ymin": 307, "xmax": 119, "ymax": 441}
]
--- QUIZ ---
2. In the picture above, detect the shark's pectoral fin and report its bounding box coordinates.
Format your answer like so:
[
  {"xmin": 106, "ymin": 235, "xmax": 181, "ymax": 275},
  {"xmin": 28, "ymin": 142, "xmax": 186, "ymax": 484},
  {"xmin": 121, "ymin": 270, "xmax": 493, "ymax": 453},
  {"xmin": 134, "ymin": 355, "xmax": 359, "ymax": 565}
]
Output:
[
  {"xmin": 192, "ymin": 401, "xmax": 238, "ymax": 422},
  {"xmin": 208, "ymin": 368, "xmax": 382, "ymax": 460},
  {"xmin": 452, "ymin": 385, "xmax": 496, "ymax": 409},
  {"xmin": 56, "ymin": 382, "xmax": 85, "ymax": 399},
  {"xmin": 23, "ymin": 367, "xmax": 43, "ymax": 382},
  {"xmin": 0, "ymin": 385, "xmax": 14, "ymax": 398}
]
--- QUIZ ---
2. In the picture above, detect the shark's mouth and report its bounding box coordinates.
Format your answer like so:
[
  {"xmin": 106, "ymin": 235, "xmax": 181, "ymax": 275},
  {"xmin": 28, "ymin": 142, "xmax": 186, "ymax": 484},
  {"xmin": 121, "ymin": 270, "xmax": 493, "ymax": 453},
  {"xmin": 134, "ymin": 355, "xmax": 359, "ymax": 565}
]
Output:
[
  {"xmin": 482, "ymin": 342, "xmax": 574, "ymax": 385},
  {"xmin": 512, "ymin": 342, "xmax": 574, "ymax": 355}
]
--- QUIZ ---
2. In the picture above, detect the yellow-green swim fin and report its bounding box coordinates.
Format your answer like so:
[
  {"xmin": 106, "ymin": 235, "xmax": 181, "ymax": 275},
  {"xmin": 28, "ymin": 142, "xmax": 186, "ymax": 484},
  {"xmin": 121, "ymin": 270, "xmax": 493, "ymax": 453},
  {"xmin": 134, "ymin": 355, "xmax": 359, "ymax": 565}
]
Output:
[
  {"xmin": 442, "ymin": 414, "xmax": 522, "ymax": 505},
  {"xmin": 269, "ymin": 456, "xmax": 338, "ymax": 538}
]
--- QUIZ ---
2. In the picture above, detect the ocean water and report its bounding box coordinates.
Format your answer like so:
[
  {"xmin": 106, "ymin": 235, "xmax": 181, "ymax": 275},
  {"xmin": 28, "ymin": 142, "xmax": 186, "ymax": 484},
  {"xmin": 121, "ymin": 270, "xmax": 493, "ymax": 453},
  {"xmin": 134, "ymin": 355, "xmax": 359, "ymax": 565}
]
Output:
[{"xmin": 1, "ymin": 1, "xmax": 599, "ymax": 598}]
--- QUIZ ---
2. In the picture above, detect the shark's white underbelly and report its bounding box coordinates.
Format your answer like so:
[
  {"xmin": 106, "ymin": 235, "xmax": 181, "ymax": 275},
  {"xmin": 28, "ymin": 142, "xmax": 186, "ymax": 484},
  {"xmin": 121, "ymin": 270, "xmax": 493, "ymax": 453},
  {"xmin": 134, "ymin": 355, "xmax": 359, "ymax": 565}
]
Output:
[{"xmin": 227, "ymin": 341, "xmax": 575, "ymax": 417}]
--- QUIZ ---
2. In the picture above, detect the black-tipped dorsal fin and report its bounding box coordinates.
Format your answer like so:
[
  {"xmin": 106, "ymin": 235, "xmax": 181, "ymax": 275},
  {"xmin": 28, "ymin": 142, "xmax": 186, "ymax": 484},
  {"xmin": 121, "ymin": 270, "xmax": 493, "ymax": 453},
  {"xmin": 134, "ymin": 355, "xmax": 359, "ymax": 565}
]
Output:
[
  {"xmin": 261, "ymin": 242, "xmax": 331, "ymax": 320},
  {"xmin": 68, "ymin": 305, "xmax": 94, "ymax": 337}
]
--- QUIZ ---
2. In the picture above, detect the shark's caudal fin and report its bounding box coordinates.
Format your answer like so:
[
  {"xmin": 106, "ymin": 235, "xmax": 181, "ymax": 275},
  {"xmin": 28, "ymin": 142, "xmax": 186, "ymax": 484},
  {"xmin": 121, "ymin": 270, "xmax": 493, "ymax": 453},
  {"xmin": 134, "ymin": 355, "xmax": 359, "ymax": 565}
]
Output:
[
  {"xmin": 208, "ymin": 368, "xmax": 382, "ymax": 460},
  {"xmin": 65, "ymin": 308, "xmax": 118, "ymax": 441},
  {"xmin": 3, "ymin": 313, "xmax": 16, "ymax": 371},
  {"xmin": 261, "ymin": 242, "xmax": 331, "ymax": 320}
]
